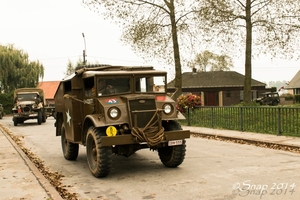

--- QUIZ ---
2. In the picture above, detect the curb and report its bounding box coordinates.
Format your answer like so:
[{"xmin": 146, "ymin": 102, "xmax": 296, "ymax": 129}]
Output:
[{"xmin": 1, "ymin": 127, "xmax": 64, "ymax": 200}]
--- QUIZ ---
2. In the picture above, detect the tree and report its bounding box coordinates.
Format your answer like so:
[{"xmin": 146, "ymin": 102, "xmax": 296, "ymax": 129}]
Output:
[
  {"xmin": 64, "ymin": 58, "xmax": 88, "ymax": 78},
  {"xmin": 83, "ymin": 0, "xmax": 202, "ymax": 99},
  {"xmin": 198, "ymin": 0, "xmax": 300, "ymax": 104},
  {"xmin": 189, "ymin": 50, "xmax": 233, "ymax": 72},
  {"xmin": 0, "ymin": 44, "xmax": 44, "ymax": 93},
  {"xmin": 65, "ymin": 59, "xmax": 75, "ymax": 77}
]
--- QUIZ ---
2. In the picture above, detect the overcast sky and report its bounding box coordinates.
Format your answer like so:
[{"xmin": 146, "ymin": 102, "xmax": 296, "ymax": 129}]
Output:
[{"xmin": 1, "ymin": 0, "xmax": 299, "ymax": 85}]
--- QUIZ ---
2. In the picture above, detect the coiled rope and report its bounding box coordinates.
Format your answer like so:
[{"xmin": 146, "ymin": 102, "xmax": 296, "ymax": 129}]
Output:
[{"xmin": 131, "ymin": 109, "xmax": 164, "ymax": 147}]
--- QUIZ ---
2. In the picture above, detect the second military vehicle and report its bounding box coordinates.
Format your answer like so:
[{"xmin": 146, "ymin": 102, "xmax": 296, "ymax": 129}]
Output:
[
  {"xmin": 12, "ymin": 88, "xmax": 47, "ymax": 126},
  {"xmin": 255, "ymin": 92, "xmax": 280, "ymax": 106},
  {"xmin": 54, "ymin": 65, "xmax": 190, "ymax": 177}
]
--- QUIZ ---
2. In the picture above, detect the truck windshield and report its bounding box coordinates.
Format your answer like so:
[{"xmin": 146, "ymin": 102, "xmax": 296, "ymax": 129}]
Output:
[
  {"xmin": 135, "ymin": 75, "xmax": 165, "ymax": 93},
  {"xmin": 96, "ymin": 77, "xmax": 130, "ymax": 96},
  {"xmin": 17, "ymin": 93, "xmax": 38, "ymax": 101}
]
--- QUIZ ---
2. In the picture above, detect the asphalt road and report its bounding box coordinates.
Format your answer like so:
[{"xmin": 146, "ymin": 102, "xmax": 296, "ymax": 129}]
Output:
[{"xmin": 1, "ymin": 116, "xmax": 300, "ymax": 200}]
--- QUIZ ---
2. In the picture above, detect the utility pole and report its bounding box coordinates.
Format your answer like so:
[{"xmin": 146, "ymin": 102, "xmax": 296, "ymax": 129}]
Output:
[{"xmin": 82, "ymin": 33, "xmax": 86, "ymax": 65}]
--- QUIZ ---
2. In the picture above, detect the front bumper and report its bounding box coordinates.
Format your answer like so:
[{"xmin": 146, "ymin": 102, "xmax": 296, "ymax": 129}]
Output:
[
  {"xmin": 13, "ymin": 112, "xmax": 38, "ymax": 118},
  {"xmin": 101, "ymin": 130, "xmax": 190, "ymax": 147}
]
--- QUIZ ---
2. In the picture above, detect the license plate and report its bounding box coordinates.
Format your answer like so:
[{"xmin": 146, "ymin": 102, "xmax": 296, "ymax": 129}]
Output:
[{"xmin": 168, "ymin": 140, "xmax": 183, "ymax": 146}]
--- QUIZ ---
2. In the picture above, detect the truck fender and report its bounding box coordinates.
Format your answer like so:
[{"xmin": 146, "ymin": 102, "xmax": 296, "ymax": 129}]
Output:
[{"xmin": 84, "ymin": 114, "xmax": 106, "ymax": 128}]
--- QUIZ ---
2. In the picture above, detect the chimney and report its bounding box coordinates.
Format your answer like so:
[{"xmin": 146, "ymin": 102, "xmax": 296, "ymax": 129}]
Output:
[{"xmin": 192, "ymin": 67, "xmax": 197, "ymax": 74}]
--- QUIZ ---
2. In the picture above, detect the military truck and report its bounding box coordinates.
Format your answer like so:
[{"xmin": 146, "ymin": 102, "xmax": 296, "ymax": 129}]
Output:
[
  {"xmin": 12, "ymin": 88, "xmax": 47, "ymax": 126},
  {"xmin": 54, "ymin": 65, "xmax": 190, "ymax": 178},
  {"xmin": 255, "ymin": 92, "xmax": 280, "ymax": 106}
]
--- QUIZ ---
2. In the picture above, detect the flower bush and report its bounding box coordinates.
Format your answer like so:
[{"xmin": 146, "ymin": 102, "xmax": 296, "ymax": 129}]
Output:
[{"xmin": 176, "ymin": 93, "xmax": 202, "ymax": 113}]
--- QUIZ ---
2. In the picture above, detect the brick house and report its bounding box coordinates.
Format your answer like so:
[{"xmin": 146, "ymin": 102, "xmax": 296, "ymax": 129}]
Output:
[
  {"xmin": 38, "ymin": 81, "xmax": 60, "ymax": 106},
  {"xmin": 167, "ymin": 70, "xmax": 267, "ymax": 106}
]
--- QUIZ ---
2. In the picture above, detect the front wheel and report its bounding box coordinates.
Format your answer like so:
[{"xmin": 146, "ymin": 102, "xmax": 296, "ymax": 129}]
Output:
[
  {"xmin": 158, "ymin": 121, "xmax": 186, "ymax": 167},
  {"xmin": 37, "ymin": 111, "xmax": 42, "ymax": 125},
  {"xmin": 61, "ymin": 124, "xmax": 79, "ymax": 160},
  {"xmin": 86, "ymin": 127, "xmax": 112, "ymax": 178}
]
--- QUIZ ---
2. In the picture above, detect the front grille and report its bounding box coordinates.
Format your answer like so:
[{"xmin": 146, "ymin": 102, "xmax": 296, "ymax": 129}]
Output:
[
  {"xmin": 129, "ymin": 99, "xmax": 158, "ymax": 128},
  {"xmin": 23, "ymin": 106, "xmax": 31, "ymax": 112}
]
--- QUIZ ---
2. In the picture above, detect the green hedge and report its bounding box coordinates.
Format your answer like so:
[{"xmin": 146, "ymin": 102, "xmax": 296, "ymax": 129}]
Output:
[{"xmin": 0, "ymin": 91, "xmax": 14, "ymax": 114}]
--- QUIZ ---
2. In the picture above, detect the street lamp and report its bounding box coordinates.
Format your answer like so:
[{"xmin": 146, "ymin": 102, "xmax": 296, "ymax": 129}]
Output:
[{"xmin": 82, "ymin": 33, "xmax": 86, "ymax": 65}]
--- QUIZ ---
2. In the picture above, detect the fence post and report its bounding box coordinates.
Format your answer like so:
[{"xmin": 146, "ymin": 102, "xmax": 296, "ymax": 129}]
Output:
[
  {"xmin": 210, "ymin": 107, "xmax": 214, "ymax": 128},
  {"xmin": 277, "ymin": 107, "xmax": 281, "ymax": 136},
  {"xmin": 240, "ymin": 107, "xmax": 243, "ymax": 131},
  {"xmin": 188, "ymin": 108, "xmax": 190, "ymax": 126}
]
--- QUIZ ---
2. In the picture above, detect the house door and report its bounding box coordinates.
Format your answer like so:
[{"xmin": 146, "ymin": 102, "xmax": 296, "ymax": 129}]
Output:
[{"xmin": 205, "ymin": 91, "xmax": 218, "ymax": 106}]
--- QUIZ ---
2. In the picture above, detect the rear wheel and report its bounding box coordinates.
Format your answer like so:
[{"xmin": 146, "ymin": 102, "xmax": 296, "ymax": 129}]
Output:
[
  {"xmin": 61, "ymin": 124, "xmax": 79, "ymax": 160},
  {"xmin": 158, "ymin": 121, "xmax": 186, "ymax": 167},
  {"xmin": 13, "ymin": 118, "xmax": 18, "ymax": 126},
  {"xmin": 42, "ymin": 112, "xmax": 46, "ymax": 123},
  {"xmin": 86, "ymin": 127, "xmax": 112, "ymax": 178}
]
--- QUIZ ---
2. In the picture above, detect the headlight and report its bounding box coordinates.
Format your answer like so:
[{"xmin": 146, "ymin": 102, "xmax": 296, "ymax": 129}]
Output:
[
  {"xmin": 108, "ymin": 107, "xmax": 120, "ymax": 119},
  {"xmin": 163, "ymin": 103, "xmax": 172, "ymax": 114}
]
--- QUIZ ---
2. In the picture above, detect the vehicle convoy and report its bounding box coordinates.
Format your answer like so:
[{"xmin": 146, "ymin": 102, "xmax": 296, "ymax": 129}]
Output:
[
  {"xmin": 255, "ymin": 92, "xmax": 280, "ymax": 106},
  {"xmin": 54, "ymin": 65, "xmax": 190, "ymax": 177},
  {"xmin": 12, "ymin": 88, "xmax": 47, "ymax": 126}
]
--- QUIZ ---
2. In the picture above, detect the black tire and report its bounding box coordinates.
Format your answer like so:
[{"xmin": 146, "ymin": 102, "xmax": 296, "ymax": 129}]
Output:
[
  {"xmin": 86, "ymin": 126, "xmax": 112, "ymax": 178},
  {"xmin": 0, "ymin": 113, "xmax": 2, "ymax": 119},
  {"xmin": 42, "ymin": 113, "xmax": 46, "ymax": 123},
  {"xmin": 13, "ymin": 118, "xmax": 18, "ymax": 126},
  {"xmin": 61, "ymin": 124, "xmax": 79, "ymax": 160},
  {"xmin": 37, "ymin": 111, "xmax": 42, "ymax": 125},
  {"xmin": 158, "ymin": 121, "xmax": 186, "ymax": 168},
  {"xmin": 272, "ymin": 101, "xmax": 278, "ymax": 106}
]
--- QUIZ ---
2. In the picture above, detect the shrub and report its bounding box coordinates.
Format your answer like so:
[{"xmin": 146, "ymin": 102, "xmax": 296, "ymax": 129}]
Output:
[
  {"xmin": 176, "ymin": 93, "xmax": 201, "ymax": 113},
  {"xmin": 294, "ymin": 94, "xmax": 300, "ymax": 102},
  {"xmin": 281, "ymin": 93, "xmax": 294, "ymax": 101}
]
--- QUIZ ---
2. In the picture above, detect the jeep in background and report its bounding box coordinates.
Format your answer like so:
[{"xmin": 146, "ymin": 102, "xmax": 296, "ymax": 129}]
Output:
[
  {"xmin": 0, "ymin": 104, "xmax": 4, "ymax": 119},
  {"xmin": 45, "ymin": 103, "xmax": 56, "ymax": 119},
  {"xmin": 255, "ymin": 92, "xmax": 280, "ymax": 106},
  {"xmin": 54, "ymin": 65, "xmax": 190, "ymax": 178},
  {"xmin": 12, "ymin": 88, "xmax": 47, "ymax": 126}
]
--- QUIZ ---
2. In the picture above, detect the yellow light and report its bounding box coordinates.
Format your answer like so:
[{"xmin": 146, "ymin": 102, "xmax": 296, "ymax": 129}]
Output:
[{"xmin": 106, "ymin": 126, "xmax": 117, "ymax": 137}]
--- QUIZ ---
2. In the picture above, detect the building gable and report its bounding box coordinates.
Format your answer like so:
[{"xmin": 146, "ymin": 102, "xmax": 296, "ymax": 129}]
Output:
[{"xmin": 285, "ymin": 70, "xmax": 300, "ymax": 89}]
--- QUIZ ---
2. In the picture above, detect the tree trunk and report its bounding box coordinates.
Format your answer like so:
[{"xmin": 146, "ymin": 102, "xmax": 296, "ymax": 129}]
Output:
[
  {"xmin": 244, "ymin": 0, "xmax": 252, "ymax": 104},
  {"xmin": 168, "ymin": 0, "xmax": 182, "ymax": 101}
]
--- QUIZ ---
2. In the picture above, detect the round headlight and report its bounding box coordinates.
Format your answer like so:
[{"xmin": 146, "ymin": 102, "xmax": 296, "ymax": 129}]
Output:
[
  {"xmin": 163, "ymin": 104, "xmax": 172, "ymax": 114},
  {"xmin": 109, "ymin": 107, "xmax": 119, "ymax": 119}
]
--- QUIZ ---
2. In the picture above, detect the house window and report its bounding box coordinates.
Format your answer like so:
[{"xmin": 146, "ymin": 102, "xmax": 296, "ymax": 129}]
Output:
[
  {"xmin": 295, "ymin": 88, "xmax": 300, "ymax": 95},
  {"xmin": 226, "ymin": 91, "xmax": 231, "ymax": 97}
]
